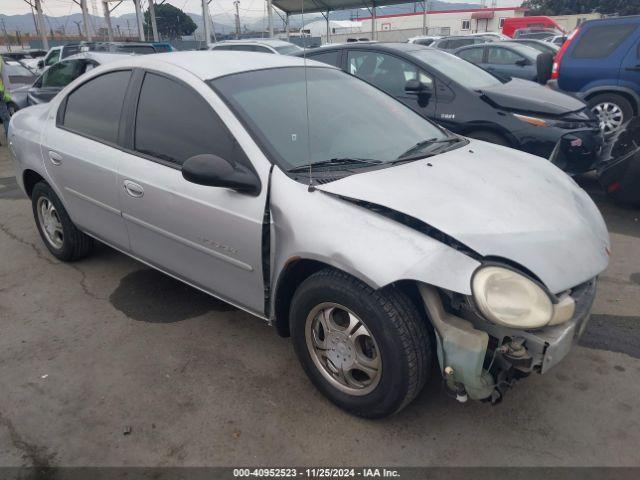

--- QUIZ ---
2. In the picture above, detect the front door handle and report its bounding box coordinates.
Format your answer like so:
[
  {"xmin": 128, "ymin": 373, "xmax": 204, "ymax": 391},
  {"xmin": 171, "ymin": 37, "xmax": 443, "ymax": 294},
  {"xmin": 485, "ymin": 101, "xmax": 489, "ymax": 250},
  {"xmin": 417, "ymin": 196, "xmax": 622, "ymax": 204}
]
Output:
[
  {"xmin": 626, "ymin": 65, "xmax": 640, "ymax": 72},
  {"xmin": 123, "ymin": 180, "xmax": 144, "ymax": 198},
  {"xmin": 48, "ymin": 151, "xmax": 62, "ymax": 166}
]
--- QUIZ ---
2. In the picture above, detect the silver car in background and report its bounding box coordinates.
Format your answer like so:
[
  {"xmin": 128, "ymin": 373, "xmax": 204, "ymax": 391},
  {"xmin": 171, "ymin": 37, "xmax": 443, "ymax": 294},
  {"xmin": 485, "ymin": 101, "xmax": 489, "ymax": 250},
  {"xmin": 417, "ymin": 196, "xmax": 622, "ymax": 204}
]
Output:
[{"xmin": 8, "ymin": 52, "xmax": 609, "ymax": 417}]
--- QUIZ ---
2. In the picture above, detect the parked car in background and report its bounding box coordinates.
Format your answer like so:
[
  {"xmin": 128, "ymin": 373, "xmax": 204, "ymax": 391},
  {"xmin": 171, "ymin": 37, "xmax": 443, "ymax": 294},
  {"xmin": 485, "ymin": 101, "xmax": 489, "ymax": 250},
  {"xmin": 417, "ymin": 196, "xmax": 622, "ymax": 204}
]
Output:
[
  {"xmin": 430, "ymin": 36, "xmax": 489, "ymax": 51},
  {"xmin": 547, "ymin": 35, "xmax": 568, "ymax": 46},
  {"xmin": 37, "ymin": 42, "xmax": 174, "ymax": 70},
  {"xmin": 504, "ymin": 39, "xmax": 560, "ymax": 56},
  {"xmin": 1, "ymin": 60, "xmax": 38, "ymax": 116},
  {"xmin": 501, "ymin": 16, "xmax": 564, "ymax": 38},
  {"xmin": 8, "ymin": 51, "xmax": 610, "ymax": 417},
  {"xmin": 208, "ymin": 39, "xmax": 302, "ymax": 55},
  {"xmin": 514, "ymin": 28, "xmax": 561, "ymax": 40},
  {"xmin": 464, "ymin": 32, "xmax": 509, "ymax": 41},
  {"xmin": 298, "ymin": 43, "xmax": 603, "ymax": 175},
  {"xmin": 454, "ymin": 43, "xmax": 544, "ymax": 82},
  {"xmin": 550, "ymin": 16, "xmax": 640, "ymax": 136},
  {"xmin": 407, "ymin": 35, "xmax": 442, "ymax": 46},
  {"xmin": 10, "ymin": 53, "xmax": 127, "ymax": 112},
  {"xmin": 2, "ymin": 50, "xmax": 47, "ymax": 72}
]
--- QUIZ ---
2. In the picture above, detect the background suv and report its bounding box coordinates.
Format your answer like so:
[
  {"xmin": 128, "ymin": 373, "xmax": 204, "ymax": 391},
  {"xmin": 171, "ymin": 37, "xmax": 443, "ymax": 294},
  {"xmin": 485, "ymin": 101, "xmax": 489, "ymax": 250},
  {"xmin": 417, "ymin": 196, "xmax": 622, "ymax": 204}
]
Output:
[{"xmin": 551, "ymin": 16, "xmax": 640, "ymax": 135}]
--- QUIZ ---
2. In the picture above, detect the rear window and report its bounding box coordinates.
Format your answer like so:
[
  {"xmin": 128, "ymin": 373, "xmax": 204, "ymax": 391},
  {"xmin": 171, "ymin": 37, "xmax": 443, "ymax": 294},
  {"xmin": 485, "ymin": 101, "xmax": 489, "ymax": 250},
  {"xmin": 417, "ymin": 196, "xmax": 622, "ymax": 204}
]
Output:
[
  {"xmin": 572, "ymin": 24, "xmax": 638, "ymax": 59},
  {"xmin": 307, "ymin": 50, "xmax": 341, "ymax": 67}
]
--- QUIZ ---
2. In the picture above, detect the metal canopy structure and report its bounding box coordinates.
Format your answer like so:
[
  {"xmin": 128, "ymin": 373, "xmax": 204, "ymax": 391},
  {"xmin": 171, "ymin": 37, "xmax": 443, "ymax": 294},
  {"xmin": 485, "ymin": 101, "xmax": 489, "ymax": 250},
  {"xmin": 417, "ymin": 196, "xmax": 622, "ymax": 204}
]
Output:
[{"xmin": 272, "ymin": 0, "xmax": 433, "ymax": 42}]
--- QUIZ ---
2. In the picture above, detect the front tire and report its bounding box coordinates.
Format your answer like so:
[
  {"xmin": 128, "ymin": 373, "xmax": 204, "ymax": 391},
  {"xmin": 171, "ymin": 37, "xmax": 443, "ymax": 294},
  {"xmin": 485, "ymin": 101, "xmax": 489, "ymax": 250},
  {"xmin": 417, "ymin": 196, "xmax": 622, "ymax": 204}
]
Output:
[
  {"xmin": 31, "ymin": 182, "xmax": 93, "ymax": 261},
  {"xmin": 290, "ymin": 269, "xmax": 431, "ymax": 418}
]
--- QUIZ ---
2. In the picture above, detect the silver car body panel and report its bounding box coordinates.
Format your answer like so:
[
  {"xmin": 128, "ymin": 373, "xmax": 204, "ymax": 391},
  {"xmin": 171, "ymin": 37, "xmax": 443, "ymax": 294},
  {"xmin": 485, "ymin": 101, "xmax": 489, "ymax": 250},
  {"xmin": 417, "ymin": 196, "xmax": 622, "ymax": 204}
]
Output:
[
  {"xmin": 9, "ymin": 51, "xmax": 609, "ymax": 321},
  {"xmin": 317, "ymin": 140, "xmax": 610, "ymax": 294}
]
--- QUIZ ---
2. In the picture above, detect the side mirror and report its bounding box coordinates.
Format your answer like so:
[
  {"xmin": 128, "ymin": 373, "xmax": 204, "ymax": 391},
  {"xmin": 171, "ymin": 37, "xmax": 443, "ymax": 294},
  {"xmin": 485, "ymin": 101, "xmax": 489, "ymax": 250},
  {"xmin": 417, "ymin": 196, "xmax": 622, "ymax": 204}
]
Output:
[
  {"xmin": 536, "ymin": 52, "xmax": 554, "ymax": 85},
  {"xmin": 405, "ymin": 79, "xmax": 432, "ymax": 97},
  {"xmin": 515, "ymin": 58, "xmax": 531, "ymax": 67},
  {"xmin": 182, "ymin": 154, "xmax": 260, "ymax": 195},
  {"xmin": 37, "ymin": 59, "xmax": 44, "ymax": 69}
]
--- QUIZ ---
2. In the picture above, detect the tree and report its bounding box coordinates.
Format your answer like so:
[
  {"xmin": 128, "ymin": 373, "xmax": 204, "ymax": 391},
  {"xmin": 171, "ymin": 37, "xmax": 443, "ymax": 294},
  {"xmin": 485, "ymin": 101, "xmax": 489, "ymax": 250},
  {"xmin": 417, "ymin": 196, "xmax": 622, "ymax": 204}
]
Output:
[
  {"xmin": 522, "ymin": 0, "xmax": 640, "ymax": 16},
  {"xmin": 144, "ymin": 3, "xmax": 197, "ymax": 39}
]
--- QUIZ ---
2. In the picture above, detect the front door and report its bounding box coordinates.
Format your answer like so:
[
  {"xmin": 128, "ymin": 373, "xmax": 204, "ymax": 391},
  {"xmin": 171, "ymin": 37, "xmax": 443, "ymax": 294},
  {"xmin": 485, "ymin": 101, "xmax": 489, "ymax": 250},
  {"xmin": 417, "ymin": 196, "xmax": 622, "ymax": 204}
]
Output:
[
  {"xmin": 41, "ymin": 70, "xmax": 132, "ymax": 250},
  {"xmin": 117, "ymin": 71, "xmax": 267, "ymax": 315},
  {"xmin": 345, "ymin": 50, "xmax": 438, "ymax": 121}
]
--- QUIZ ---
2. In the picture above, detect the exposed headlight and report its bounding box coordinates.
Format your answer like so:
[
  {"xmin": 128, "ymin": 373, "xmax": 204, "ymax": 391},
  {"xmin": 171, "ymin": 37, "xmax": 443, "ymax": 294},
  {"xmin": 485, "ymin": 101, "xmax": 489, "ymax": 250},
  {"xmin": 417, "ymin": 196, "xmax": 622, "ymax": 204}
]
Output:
[{"xmin": 472, "ymin": 266, "xmax": 553, "ymax": 329}]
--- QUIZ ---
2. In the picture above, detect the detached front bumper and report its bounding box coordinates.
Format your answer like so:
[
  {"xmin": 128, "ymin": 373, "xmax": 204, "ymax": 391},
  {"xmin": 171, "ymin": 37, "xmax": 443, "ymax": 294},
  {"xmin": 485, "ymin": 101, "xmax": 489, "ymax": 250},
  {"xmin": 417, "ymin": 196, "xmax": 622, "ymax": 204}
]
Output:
[{"xmin": 419, "ymin": 279, "xmax": 597, "ymax": 402}]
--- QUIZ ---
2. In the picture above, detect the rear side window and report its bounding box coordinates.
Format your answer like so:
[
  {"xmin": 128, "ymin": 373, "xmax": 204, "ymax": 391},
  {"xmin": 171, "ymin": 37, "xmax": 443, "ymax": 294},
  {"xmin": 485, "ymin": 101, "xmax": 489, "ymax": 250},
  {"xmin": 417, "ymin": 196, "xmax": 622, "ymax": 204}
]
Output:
[
  {"xmin": 487, "ymin": 47, "xmax": 524, "ymax": 65},
  {"xmin": 134, "ymin": 73, "xmax": 244, "ymax": 167},
  {"xmin": 572, "ymin": 24, "xmax": 638, "ymax": 59},
  {"xmin": 308, "ymin": 50, "xmax": 341, "ymax": 67},
  {"xmin": 61, "ymin": 70, "xmax": 131, "ymax": 144},
  {"xmin": 457, "ymin": 47, "xmax": 484, "ymax": 64}
]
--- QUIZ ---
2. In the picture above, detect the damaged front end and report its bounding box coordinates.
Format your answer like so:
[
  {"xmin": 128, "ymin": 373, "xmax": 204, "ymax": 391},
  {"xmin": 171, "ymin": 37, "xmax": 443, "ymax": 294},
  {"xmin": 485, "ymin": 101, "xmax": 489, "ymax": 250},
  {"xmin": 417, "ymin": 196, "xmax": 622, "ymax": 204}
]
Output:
[{"xmin": 418, "ymin": 277, "xmax": 596, "ymax": 404}]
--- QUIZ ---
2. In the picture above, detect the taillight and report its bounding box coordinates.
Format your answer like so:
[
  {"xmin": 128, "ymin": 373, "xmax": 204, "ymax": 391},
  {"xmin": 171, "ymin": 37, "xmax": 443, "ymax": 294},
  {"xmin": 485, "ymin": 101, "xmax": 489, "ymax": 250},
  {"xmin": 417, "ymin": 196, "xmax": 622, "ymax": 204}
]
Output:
[{"xmin": 552, "ymin": 27, "xmax": 580, "ymax": 79}]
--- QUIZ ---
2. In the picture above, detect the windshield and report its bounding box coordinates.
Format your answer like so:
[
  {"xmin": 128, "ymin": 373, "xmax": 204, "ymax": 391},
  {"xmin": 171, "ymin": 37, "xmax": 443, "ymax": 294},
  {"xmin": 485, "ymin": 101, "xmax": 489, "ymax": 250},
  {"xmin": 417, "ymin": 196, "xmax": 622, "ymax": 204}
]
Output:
[
  {"xmin": 274, "ymin": 44, "xmax": 303, "ymax": 55},
  {"xmin": 409, "ymin": 49, "xmax": 504, "ymax": 90},
  {"xmin": 211, "ymin": 67, "xmax": 453, "ymax": 170}
]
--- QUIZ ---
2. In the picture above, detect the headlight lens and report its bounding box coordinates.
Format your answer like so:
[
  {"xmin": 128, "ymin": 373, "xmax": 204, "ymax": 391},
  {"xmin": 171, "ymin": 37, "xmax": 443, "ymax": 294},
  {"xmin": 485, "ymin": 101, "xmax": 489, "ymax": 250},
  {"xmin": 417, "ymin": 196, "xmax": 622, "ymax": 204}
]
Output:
[
  {"xmin": 472, "ymin": 266, "xmax": 553, "ymax": 329},
  {"xmin": 513, "ymin": 113, "xmax": 549, "ymax": 128}
]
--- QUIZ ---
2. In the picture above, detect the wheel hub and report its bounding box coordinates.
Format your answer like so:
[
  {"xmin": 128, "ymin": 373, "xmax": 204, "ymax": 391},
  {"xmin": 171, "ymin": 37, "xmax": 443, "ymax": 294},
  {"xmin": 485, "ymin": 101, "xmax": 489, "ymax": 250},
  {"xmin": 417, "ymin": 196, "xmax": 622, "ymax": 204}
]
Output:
[{"xmin": 326, "ymin": 332, "xmax": 355, "ymax": 370}]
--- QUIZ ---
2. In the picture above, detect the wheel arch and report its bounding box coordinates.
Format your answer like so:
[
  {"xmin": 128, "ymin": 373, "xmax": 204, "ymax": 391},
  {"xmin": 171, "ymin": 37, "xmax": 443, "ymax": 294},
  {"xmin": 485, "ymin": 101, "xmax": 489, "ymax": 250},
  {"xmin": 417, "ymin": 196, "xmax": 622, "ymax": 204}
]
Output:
[
  {"xmin": 23, "ymin": 169, "xmax": 46, "ymax": 198},
  {"xmin": 584, "ymin": 87, "xmax": 640, "ymax": 116}
]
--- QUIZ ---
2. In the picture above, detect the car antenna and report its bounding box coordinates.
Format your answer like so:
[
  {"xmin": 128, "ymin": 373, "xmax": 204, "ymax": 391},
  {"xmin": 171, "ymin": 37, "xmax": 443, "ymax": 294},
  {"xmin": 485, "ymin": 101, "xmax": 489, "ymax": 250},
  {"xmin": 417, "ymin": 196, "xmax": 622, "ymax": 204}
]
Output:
[{"xmin": 301, "ymin": 1, "xmax": 315, "ymax": 192}]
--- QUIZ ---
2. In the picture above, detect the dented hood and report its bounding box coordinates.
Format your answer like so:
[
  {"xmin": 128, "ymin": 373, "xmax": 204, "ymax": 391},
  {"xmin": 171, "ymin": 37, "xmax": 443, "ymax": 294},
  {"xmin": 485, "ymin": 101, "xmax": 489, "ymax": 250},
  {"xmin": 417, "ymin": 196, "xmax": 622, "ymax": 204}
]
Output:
[{"xmin": 317, "ymin": 139, "xmax": 610, "ymax": 293}]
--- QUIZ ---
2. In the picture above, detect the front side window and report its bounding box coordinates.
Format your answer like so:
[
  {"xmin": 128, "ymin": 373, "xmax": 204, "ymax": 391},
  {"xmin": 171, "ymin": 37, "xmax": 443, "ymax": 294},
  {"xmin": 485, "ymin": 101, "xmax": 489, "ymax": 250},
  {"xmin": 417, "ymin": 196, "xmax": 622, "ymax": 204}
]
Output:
[
  {"xmin": 307, "ymin": 50, "xmax": 341, "ymax": 67},
  {"xmin": 572, "ymin": 24, "xmax": 637, "ymax": 59},
  {"xmin": 211, "ymin": 67, "xmax": 452, "ymax": 170},
  {"xmin": 45, "ymin": 49, "xmax": 60, "ymax": 66},
  {"xmin": 457, "ymin": 47, "xmax": 484, "ymax": 64},
  {"xmin": 487, "ymin": 47, "xmax": 525, "ymax": 65},
  {"xmin": 41, "ymin": 61, "xmax": 85, "ymax": 88},
  {"xmin": 61, "ymin": 70, "xmax": 131, "ymax": 144},
  {"xmin": 134, "ymin": 73, "xmax": 243, "ymax": 167},
  {"xmin": 347, "ymin": 51, "xmax": 432, "ymax": 96}
]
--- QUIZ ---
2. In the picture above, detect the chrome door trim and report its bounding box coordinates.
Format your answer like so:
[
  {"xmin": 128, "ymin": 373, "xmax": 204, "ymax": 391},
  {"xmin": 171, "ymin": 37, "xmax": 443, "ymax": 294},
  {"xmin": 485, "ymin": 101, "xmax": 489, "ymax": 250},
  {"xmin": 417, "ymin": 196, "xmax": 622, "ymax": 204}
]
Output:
[
  {"xmin": 121, "ymin": 212, "xmax": 254, "ymax": 272},
  {"xmin": 64, "ymin": 187, "xmax": 122, "ymax": 215},
  {"xmin": 79, "ymin": 229, "xmax": 267, "ymax": 320}
]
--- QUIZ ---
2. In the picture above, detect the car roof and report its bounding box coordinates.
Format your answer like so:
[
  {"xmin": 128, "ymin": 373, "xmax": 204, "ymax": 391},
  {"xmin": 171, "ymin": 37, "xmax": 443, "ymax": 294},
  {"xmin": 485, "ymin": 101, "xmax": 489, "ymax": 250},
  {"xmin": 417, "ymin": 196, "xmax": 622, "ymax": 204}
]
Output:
[
  {"xmin": 62, "ymin": 52, "xmax": 135, "ymax": 63},
  {"xmin": 300, "ymin": 42, "xmax": 426, "ymax": 54},
  {"xmin": 212, "ymin": 39, "xmax": 293, "ymax": 47},
  {"xmin": 97, "ymin": 51, "xmax": 329, "ymax": 80}
]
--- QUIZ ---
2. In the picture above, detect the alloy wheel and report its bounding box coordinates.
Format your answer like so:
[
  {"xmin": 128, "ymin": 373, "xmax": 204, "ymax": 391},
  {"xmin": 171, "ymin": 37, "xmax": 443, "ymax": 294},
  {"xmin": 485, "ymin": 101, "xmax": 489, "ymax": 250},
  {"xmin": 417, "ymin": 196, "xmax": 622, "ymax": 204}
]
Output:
[
  {"xmin": 305, "ymin": 302, "xmax": 382, "ymax": 396},
  {"xmin": 592, "ymin": 102, "xmax": 624, "ymax": 135},
  {"xmin": 36, "ymin": 196, "xmax": 64, "ymax": 249}
]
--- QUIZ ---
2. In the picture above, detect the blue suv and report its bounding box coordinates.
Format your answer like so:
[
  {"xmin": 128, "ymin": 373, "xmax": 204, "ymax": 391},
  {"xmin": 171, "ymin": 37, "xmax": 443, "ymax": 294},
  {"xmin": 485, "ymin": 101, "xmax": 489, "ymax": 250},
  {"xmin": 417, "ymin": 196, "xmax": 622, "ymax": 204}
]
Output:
[{"xmin": 551, "ymin": 16, "xmax": 640, "ymax": 135}]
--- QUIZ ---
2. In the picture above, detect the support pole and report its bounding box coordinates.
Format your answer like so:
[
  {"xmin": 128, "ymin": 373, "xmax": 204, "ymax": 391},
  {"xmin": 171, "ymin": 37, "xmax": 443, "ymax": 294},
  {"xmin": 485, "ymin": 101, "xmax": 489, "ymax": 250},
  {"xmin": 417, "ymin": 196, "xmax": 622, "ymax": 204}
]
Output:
[
  {"xmin": 103, "ymin": 1, "xmax": 114, "ymax": 41},
  {"xmin": 422, "ymin": 1, "xmax": 427, "ymax": 35},
  {"xmin": 80, "ymin": 0, "xmax": 93, "ymax": 40},
  {"xmin": 134, "ymin": 0, "xmax": 145, "ymax": 41},
  {"xmin": 285, "ymin": 12, "xmax": 290, "ymax": 40},
  {"xmin": 149, "ymin": 0, "xmax": 159, "ymax": 42},
  {"xmin": 201, "ymin": 0, "xmax": 211, "ymax": 45},
  {"xmin": 371, "ymin": 2, "xmax": 375, "ymax": 41},
  {"xmin": 325, "ymin": 11, "xmax": 330, "ymax": 44},
  {"xmin": 234, "ymin": 1, "xmax": 241, "ymax": 39},
  {"xmin": 267, "ymin": 0, "xmax": 274, "ymax": 38},
  {"xmin": 34, "ymin": 0, "xmax": 49, "ymax": 50}
]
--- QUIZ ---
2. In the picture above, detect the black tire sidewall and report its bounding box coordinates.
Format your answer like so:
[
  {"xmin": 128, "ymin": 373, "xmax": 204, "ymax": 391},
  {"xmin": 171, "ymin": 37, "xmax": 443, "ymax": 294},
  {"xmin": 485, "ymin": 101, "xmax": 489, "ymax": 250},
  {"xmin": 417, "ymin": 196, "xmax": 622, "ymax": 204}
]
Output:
[
  {"xmin": 290, "ymin": 273, "xmax": 414, "ymax": 417},
  {"xmin": 31, "ymin": 182, "xmax": 78, "ymax": 261}
]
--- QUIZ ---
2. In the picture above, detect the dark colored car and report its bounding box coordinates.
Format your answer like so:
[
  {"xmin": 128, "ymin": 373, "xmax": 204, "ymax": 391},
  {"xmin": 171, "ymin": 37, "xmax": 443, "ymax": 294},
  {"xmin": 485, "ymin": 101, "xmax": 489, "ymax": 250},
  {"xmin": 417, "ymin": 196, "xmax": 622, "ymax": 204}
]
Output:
[
  {"xmin": 454, "ymin": 43, "xmax": 542, "ymax": 82},
  {"xmin": 550, "ymin": 16, "xmax": 640, "ymax": 136},
  {"xmin": 297, "ymin": 43, "xmax": 604, "ymax": 174},
  {"xmin": 504, "ymin": 39, "xmax": 560, "ymax": 56},
  {"xmin": 513, "ymin": 28, "xmax": 561, "ymax": 40}
]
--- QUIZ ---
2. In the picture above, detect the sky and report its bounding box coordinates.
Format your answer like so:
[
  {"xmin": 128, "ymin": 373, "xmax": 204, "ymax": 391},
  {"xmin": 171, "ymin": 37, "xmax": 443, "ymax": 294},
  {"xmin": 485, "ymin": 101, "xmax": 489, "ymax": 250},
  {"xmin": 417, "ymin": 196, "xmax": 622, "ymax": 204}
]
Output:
[{"xmin": 1, "ymin": 0, "xmax": 525, "ymax": 20}]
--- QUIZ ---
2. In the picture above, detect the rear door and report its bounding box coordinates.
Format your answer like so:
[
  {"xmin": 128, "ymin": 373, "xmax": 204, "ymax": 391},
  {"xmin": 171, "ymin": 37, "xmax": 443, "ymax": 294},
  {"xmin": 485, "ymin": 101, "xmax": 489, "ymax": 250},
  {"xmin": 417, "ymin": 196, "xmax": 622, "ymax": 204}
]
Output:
[
  {"xmin": 41, "ymin": 69, "xmax": 132, "ymax": 250},
  {"xmin": 620, "ymin": 30, "xmax": 640, "ymax": 94},
  {"xmin": 456, "ymin": 46, "xmax": 485, "ymax": 67},
  {"xmin": 486, "ymin": 46, "xmax": 535, "ymax": 80},
  {"xmin": 117, "ymin": 70, "xmax": 268, "ymax": 315}
]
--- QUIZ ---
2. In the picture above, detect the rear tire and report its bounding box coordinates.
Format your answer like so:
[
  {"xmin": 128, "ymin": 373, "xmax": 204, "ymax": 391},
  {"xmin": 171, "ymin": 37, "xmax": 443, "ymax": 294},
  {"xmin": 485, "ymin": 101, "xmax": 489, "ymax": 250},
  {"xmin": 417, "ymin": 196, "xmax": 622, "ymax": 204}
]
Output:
[
  {"xmin": 587, "ymin": 93, "xmax": 634, "ymax": 136},
  {"xmin": 290, "ymin": 269, "xmax": 431, "ymax": 418},
  {"xmin": 31, "ymin": 182, "xmax": 93, "ymax": 261},
  {"xmin": 466, "ymin": 130, "xmax": 511, "ymax": 147}
]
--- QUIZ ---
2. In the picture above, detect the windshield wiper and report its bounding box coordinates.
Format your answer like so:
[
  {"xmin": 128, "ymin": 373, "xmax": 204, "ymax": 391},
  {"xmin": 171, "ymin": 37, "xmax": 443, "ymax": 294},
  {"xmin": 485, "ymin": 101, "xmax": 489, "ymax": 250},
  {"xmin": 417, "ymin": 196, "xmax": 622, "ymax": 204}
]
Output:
[
  {"xmin": 394, "ymin": 137, "xmax": 461, "ymax": 161},
  {"xmin": 288, "ymin": 157, "xmax": 383, "ymax": 173}
]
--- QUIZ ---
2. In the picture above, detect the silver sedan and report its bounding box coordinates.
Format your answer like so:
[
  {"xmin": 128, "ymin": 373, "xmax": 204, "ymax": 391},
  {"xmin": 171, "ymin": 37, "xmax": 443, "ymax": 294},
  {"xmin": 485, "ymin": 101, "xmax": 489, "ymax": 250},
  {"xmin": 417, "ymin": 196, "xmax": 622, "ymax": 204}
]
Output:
[{"xmin": 7, "ymin": 52, "xmax": 610, "ymax": 417}]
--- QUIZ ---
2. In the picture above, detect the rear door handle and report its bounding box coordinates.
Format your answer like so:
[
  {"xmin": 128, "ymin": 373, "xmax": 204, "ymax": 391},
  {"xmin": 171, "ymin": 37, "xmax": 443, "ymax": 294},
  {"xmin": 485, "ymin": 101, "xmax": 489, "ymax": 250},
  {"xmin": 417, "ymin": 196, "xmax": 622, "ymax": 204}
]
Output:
[
  {"xmin": 123, "ymin": 180, "xmax": 144, "ymax": 198},
  {"xmin": 626, "ymin": 65, "xmax": 640, "ymax": 71},
  {"xmin": 48, "ymin": 150, "xmax": 62, "ymax": 165}
]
